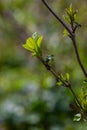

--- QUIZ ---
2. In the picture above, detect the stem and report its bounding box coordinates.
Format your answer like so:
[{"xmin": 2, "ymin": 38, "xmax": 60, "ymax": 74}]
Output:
[
  {"xmin": 71, "ymin": 35, "xmax": 87, "ymax": 77},
  {"xmin": 39, "ymin": 57, "xmax": 70, "ymax": 87}
]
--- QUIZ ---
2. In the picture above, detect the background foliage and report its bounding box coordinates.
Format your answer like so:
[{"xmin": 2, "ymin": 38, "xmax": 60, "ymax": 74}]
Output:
[{"xmin": 0, "ymin": 0, "xmax": 87, "ymax": 130}]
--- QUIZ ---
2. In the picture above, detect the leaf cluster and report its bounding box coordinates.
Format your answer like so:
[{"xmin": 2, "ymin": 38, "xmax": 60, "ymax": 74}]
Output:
[{"xmin": 23, "ymin": 32, "xmax": 43, "ymax": 56}]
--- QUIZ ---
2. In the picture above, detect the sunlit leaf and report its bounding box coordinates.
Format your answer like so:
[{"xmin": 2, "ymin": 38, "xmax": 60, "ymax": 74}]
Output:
[
  {"xmin": 37, "ymin": 36, "xmax": 43, "ymax": 47},
  {"xmin": 66, "ymin": 73, "xmax": 70, "ymax": 81},
  {"xmin": 63, "ymin": 15, "xmax": 71, "ymax": 23},
  {"xmin": 66, "ymin": 4, "xmax": 73, "ymax": 16},
  {"xmin": 26, "ymin": 38, "xmax": 35, "ymax": 49},
  {"xmin": 57, "ymin": 81, "xmax": 63, "ymax": 86},
  {"xmin": 23, "ymin": 32, "xmax": 43, "ymax": 56},
  {"xmin": 64, "ymin": 4, "xmax": 78, "ymax": 25},
  {"xmin": 63, "ymin": 29, "xmax": 69, "ymax": 37}
]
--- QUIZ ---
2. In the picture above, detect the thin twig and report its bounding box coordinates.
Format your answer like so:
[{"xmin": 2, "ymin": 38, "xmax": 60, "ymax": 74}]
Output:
[{"xmin": 39, "ymin": 56, "xmax": 70, "ymax": 87}]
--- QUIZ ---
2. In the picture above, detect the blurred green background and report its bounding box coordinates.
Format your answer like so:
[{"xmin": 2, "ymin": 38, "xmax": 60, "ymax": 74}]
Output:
[{"xmin": 0, "ymin": 0, "xmax": 87, "ymax": 130}]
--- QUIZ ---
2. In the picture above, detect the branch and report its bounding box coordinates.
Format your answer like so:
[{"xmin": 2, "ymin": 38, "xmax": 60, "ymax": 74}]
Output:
[
  {"xmin": 41, "ymin": 0, "xmax": 87, "ymax": 77},
  {"xmin": 38, "ymin": 56, "xmax": 84, "ymax": 114},
  {"xmin": 39, "ymin": 57, "xmax": 70, "ymax": 87}
]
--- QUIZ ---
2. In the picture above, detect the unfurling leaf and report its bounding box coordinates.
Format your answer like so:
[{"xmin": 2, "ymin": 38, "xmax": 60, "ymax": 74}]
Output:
[
  {"xmin": 22, "ymin": 32, "xmax": 43, "ymax": 56},
  {"xmin": 57, "ymin": 81, "xmax": 63, "ymax": 86},
  {"xmin": 73, "ymin": 113, "xmax": 81, "ymax": 121},
  {"xmin": 66, "ymin": 73, "xmax": 70, "ymax": 81},
  {"xmin": 63, "ymin": 29, "xmax": 69, "ymax": 37},
  {"xmin": 64, "ymin": 4, "xmax": 78, "ymax": 24}
]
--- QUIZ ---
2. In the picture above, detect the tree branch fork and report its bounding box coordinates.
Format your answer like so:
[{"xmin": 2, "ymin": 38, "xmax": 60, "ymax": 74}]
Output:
[
  {"xmin": 41, "ymin": 0, "xmax": 87, "ymax": 77},
  {"xmin": 40, "ymin": 0, "xmax": 87, "ymax": 120}
]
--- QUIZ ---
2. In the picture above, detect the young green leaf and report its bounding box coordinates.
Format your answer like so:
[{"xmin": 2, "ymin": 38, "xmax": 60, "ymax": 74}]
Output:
[
  {"xmin": 22, "ymin": 32, "xmax": 43, "ymax": 56},
  {"xmin": 57, "ymin": 81, "xmax": 63, "ymax": 86},
  {"xmin": 66, "ymin": 73, "xmax": 70, "ymax": 81},
  {"xmin": 64, "ymin": 4, "xmax": 78, "ymax": 25},
  {"xmin": 73, "ymin": 113, "xmax": 81, "ymax": 121},
  {"xmin": 63, "ymin": 29, "xmax": 69, "ymax": 37},
  {"xmin": 37, "ymin": 36, "xmax": 43, "ymax": 48},
  {"xmin": 23, "ymin": 38, "xmax": 35, "ymax": 51}
]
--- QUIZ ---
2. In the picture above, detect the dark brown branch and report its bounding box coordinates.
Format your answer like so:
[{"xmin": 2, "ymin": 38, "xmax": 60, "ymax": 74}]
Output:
[{"xmin": 41, "ymin": 0, "xmax": 87, "ymax": 77}]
